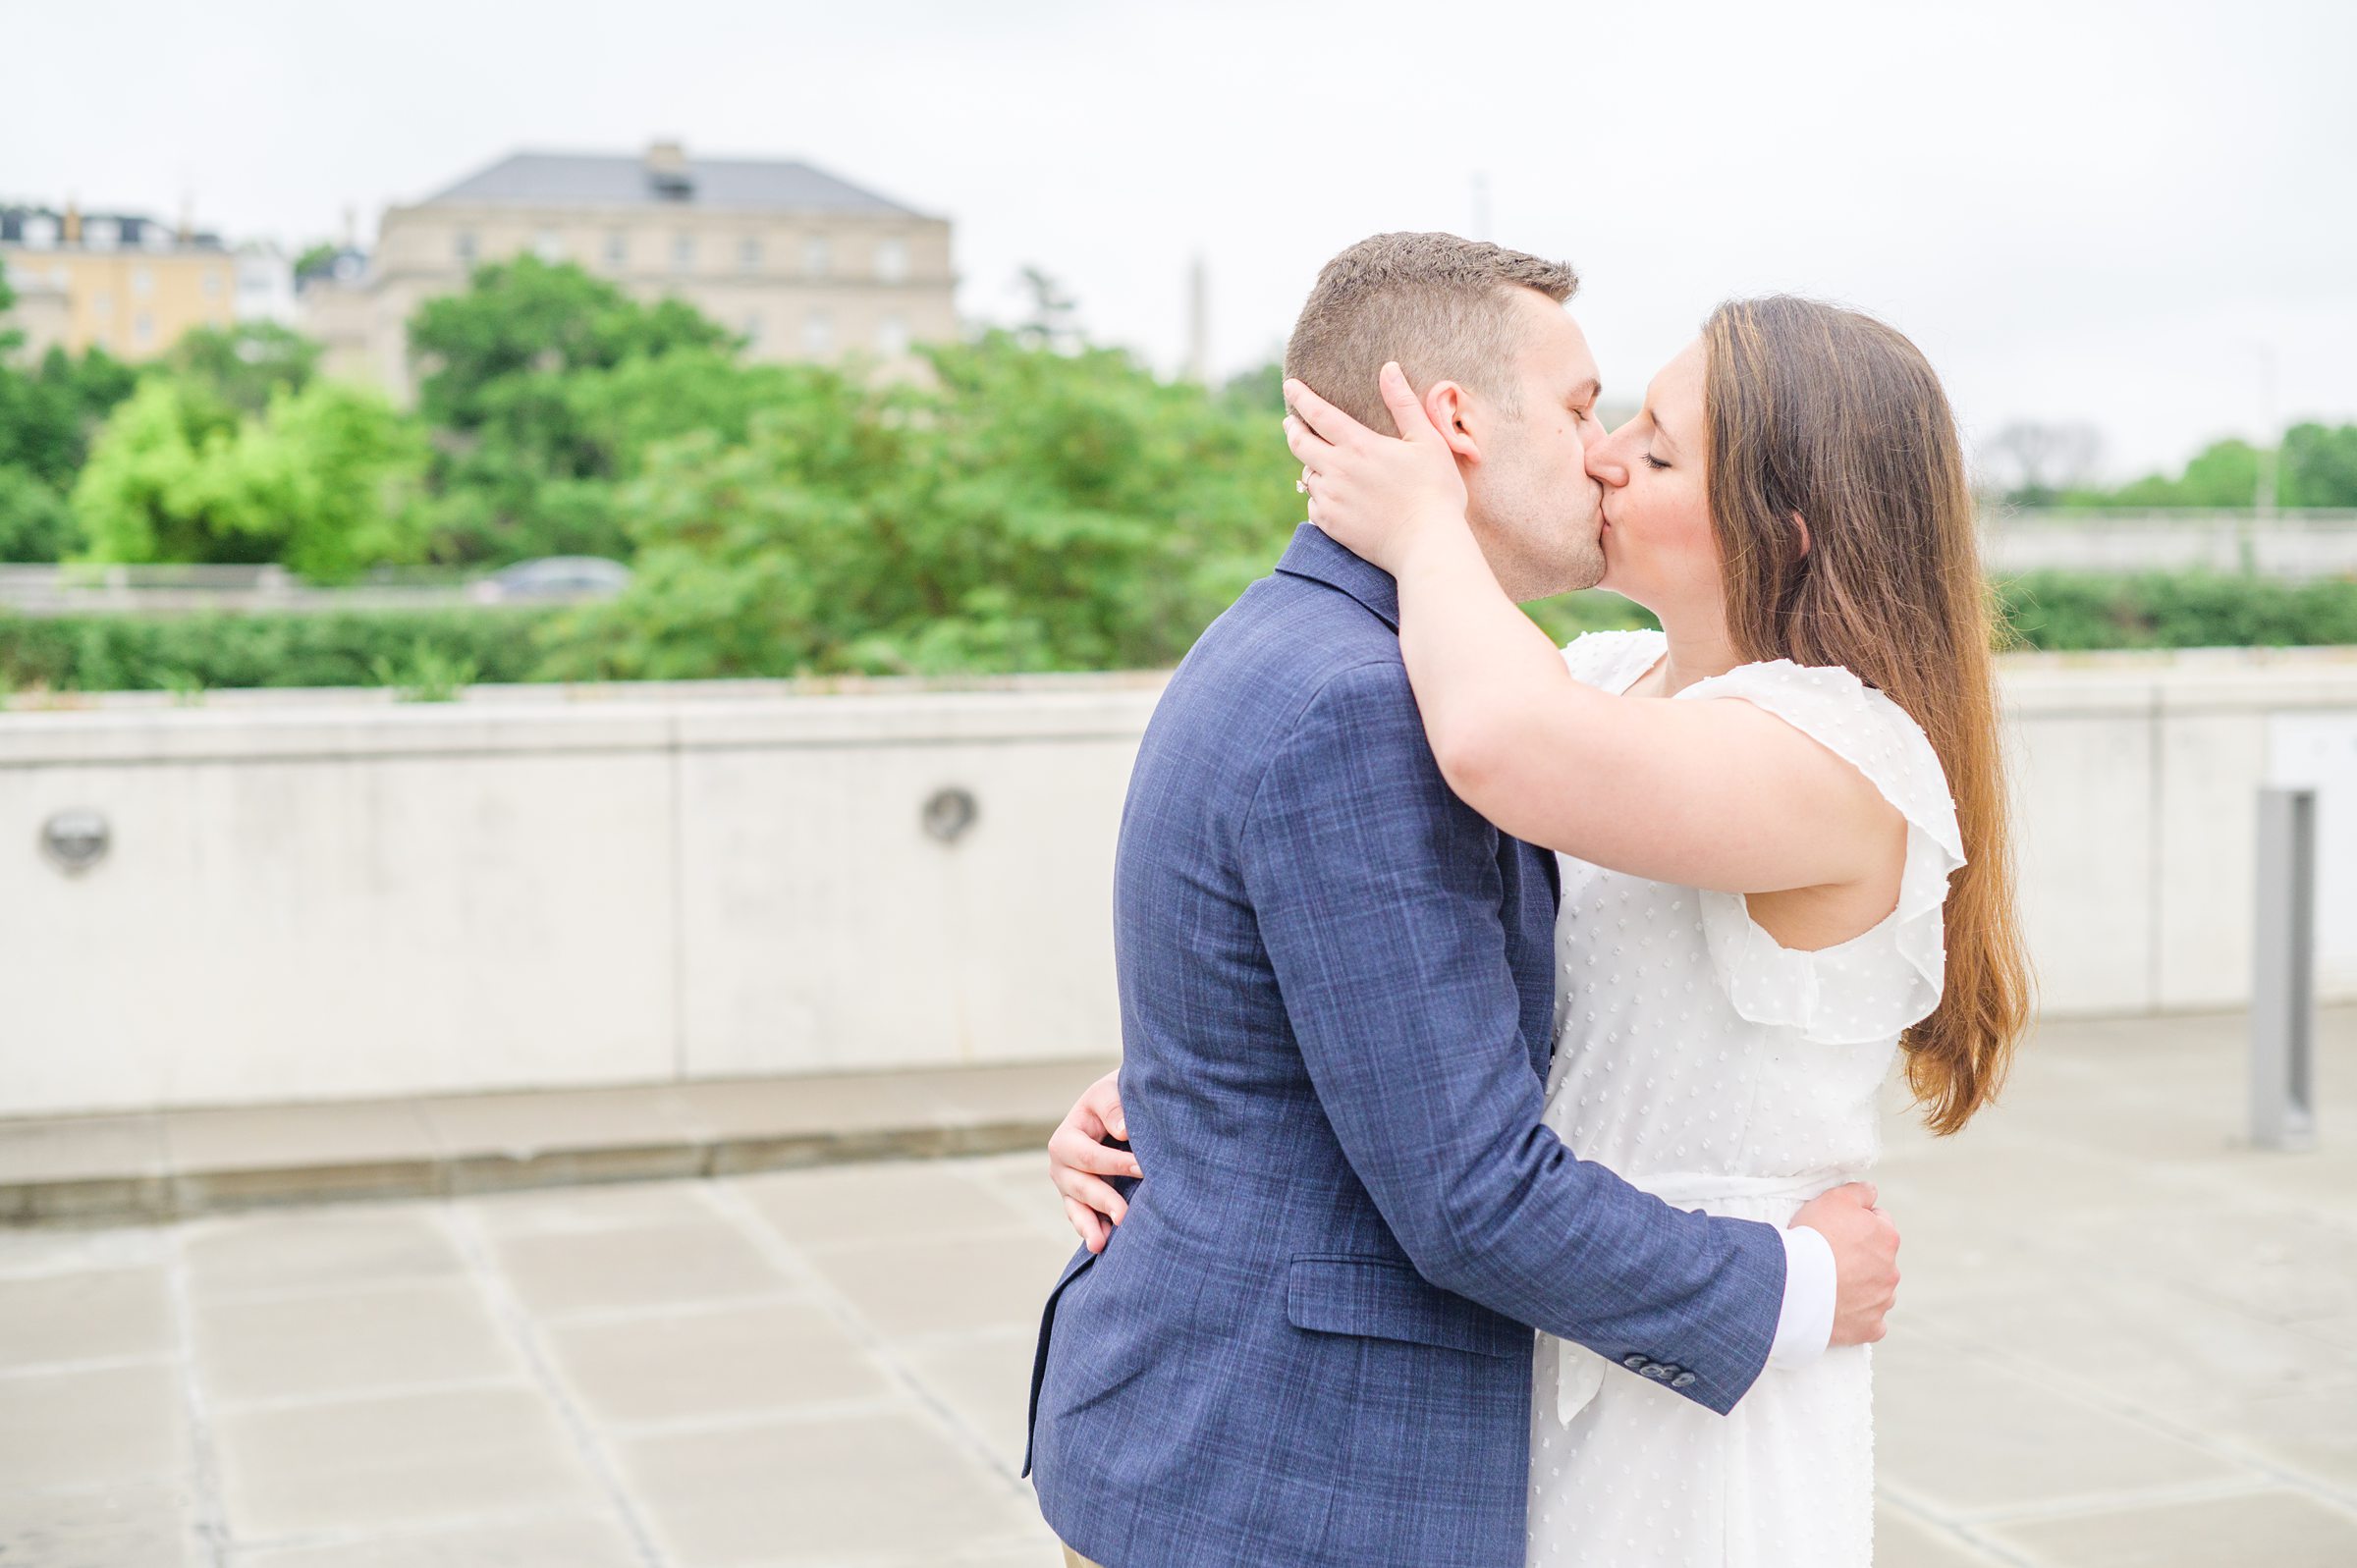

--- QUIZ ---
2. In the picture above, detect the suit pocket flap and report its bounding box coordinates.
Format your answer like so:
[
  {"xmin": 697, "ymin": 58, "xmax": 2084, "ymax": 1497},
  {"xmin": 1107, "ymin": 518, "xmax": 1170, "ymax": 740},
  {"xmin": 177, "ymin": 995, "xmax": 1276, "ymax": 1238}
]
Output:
[{"xmin": 1284, "ymin": 1255, "xmax": 1527, "ymax": 1360}]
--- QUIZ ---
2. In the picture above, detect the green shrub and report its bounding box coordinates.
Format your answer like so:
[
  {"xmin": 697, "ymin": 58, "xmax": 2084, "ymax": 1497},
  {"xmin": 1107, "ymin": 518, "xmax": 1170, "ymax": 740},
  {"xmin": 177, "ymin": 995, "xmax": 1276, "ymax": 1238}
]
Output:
[
  {"xmin": 1994, "ymin": 571, "xmax": 2357, "ymax": 650},
  {"xmin": 1, "ymin": 570, "xmax": 2350, "ymax": 698},
  {"xmin": 0, "ymin": 606, "xmax": 556, "ymax": 694},
  {"xmin": 368, "ymin": 635, "xmax": 480, "ymax": 702}
]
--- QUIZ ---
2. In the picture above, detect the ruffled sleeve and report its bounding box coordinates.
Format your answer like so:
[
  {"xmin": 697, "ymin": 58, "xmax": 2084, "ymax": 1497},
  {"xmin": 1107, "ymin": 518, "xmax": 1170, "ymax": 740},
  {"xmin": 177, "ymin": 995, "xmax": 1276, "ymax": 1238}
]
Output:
[
  {"xmin": 1560, "ymin": 628, "xmax": 1667, "ymax": 693},
  {"xmin": 1672, "ymin": 659, "xmax": 1966, "ymax": 1046}
]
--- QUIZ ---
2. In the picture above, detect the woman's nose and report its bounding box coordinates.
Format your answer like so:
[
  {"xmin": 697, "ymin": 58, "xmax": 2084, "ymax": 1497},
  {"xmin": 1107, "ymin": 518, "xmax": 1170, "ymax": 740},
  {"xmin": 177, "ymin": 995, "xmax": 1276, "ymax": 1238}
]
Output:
[{"xmin": 1586, "ymin": 432, "xmax": 1628, "ymax": 489}]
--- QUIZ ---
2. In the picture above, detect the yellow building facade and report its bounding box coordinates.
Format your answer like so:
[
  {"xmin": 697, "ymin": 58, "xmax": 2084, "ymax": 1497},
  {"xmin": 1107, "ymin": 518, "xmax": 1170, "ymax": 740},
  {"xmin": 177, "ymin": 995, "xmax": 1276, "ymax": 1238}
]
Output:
[{"xmin": 0, "ymin": 206, "xmax": 237, "ymax": 360}]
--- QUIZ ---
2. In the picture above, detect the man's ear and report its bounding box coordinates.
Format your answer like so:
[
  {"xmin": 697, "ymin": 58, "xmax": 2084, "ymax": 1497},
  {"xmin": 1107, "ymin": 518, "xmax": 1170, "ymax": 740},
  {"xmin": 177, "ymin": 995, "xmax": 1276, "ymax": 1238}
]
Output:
[
  {"xmin": 1791, "ymin": 511, "xmax": 1812, "ymax": 557},
  {"xmin": 1426, "ymin": 381, "xmax": 1483, "ymax": 464}
]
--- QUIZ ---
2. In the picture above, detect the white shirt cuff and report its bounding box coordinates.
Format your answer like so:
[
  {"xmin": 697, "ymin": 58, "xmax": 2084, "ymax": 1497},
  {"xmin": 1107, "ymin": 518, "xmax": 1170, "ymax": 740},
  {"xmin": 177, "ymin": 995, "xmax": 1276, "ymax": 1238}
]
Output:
[{"xmin": 1767, "ymin": 1221, "xmax": 1836, "ymax": 1367}]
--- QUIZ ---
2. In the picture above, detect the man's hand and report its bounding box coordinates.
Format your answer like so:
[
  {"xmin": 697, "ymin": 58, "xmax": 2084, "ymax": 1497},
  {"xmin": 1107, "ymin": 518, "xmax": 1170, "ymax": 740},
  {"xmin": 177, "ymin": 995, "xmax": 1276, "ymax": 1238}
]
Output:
[
  {"xmin": 1046, "ymin": 1070, "xmax": 1142, "ymax": 1254},
  {"xmin": 1791, "ymin": 1181, "xmax": 1899, "ymax": 1347}
]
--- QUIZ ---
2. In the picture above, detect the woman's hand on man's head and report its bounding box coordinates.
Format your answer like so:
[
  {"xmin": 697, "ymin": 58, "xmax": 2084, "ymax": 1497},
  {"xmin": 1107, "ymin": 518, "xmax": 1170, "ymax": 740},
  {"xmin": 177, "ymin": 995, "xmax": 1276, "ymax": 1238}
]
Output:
[{"xmin": 1284, "ymin": 362, "xmax": 1472, "ymax": 575}]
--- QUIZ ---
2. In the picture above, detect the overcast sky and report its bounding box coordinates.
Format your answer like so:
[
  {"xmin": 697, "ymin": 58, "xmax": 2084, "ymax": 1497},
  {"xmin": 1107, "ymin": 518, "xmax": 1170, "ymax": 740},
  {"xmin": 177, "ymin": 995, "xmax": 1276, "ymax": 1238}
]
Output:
[{"xmin": 8, "ymin": 0, "xmax": 2352, "ymax": 478}]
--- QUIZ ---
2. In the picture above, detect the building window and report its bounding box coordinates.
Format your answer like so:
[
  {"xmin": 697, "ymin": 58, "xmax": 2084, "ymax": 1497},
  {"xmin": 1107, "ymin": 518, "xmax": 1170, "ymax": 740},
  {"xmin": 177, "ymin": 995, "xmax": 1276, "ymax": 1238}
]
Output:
[
  {"xmin": 85, "ymin": 218, "xmax": 120, "ymax": 250},
  {"xmin": 803, "ymin": 234, "xmax": 830, "ymax": 278},
  {"xmin": 802, "ymin": 309, "xmax": 833, "ymax": 356},
  {"xmin": 672, "ymin": 232, "xmax": 695, "ymax": 272},
  {"xmin": 604, "ymin": 232, "xmax": 628, "ymax": 269},
  {"xmin": 134, "ymin": 312, "xmax": 154, "ymax": 346},
  {"xmin": 534, "ymin": 229, "xmax": 565, "ymax": 262},
  {"xmin": 742, "ymin": 312, "xmax": 762, "ymax": 348},
  {"xmin": 24, "ymin": 215, "xmax": 57, "ymax": 249},
  {"xmin": 132, "ymin": 267, "xmax": 154, "ymax": 298},
  {"xmin": 203, "ymin": 270, "xmax": 224, "ymax": 298},
  {"xmin": 92, "ymin": 292, "xmax": 113, "ymax": 319},
  {"xmin": 739, "ymin": 236, "xmax": 761, "ymax": 272},
  {"xmin": 876, "ymin": 315, "xmax": 908, "ymax": 356},
  {"xmin": 876, "ymin": 238, "xmax": 908, "ymax": 283},
  {"xmin": 455, "ymin": 231, "xmax": 477, "ymax": 265},
  {"xmin": 141, "ymin": 226, "xmax": 172, "ymax": 253}
]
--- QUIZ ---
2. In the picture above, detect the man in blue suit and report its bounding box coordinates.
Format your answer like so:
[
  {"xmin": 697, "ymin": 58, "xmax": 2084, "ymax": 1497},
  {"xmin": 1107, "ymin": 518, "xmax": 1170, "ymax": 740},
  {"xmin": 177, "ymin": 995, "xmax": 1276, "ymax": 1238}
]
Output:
[{"xmin": 1025, "ymin": 234, "xmax": 1898, "ymax": 1568}]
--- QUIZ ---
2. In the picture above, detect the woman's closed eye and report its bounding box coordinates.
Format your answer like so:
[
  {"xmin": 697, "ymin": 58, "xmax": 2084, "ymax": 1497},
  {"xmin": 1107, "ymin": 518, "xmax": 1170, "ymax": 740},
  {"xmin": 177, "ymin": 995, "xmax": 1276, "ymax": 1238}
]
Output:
[{"xmin": 1642, "ymin": 454, "xmax": 1671, "ymax": 471}]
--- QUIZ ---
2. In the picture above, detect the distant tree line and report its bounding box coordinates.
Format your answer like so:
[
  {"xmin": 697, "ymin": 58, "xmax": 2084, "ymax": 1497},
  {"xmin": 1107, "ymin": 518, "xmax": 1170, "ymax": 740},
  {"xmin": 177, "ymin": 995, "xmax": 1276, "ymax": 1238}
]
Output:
[{"xmin": 1979, "ymin": 418, "xmax": 2357, "ymax": 510}]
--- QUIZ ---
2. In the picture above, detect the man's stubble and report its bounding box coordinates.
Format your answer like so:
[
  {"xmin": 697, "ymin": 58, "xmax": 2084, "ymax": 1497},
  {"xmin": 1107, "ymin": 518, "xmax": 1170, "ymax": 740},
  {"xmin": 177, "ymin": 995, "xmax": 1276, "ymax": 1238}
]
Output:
[{"xmin": 1469, "ymin": 464, "xmax": 1607, "ymax": 604}]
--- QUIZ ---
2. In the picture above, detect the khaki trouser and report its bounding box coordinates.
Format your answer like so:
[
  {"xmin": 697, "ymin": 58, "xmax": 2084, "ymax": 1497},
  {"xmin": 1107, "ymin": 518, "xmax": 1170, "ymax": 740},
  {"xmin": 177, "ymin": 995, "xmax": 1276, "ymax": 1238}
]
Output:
[{"xmin": 1061, "ymin": 1548, "xmax": 1105, "ymax": 1568}]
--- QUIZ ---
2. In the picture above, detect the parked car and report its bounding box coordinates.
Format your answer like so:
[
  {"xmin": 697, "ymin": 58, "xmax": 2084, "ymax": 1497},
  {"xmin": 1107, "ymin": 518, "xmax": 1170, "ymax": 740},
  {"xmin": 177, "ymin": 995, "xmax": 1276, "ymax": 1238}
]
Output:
[{"xmin": 466, "ymin": 557, "xmax": 632, "ymax": 605}]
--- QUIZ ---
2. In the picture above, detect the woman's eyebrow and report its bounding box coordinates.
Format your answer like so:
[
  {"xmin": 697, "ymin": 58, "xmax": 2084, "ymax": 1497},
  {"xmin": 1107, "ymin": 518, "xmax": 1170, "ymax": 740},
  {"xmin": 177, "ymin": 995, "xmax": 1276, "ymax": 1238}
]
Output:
[{"xmin": 1651, "ymin": 411, "xmax": 1673, "ymax": 450}]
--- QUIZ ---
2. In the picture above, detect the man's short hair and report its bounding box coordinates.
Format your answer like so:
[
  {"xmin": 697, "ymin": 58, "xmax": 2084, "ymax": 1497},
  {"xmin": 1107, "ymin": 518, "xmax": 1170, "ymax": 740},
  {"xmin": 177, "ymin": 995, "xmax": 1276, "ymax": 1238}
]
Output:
[{"xmin": 1283, "ymin": 233, "xmax": 1580, "ymax": 431}]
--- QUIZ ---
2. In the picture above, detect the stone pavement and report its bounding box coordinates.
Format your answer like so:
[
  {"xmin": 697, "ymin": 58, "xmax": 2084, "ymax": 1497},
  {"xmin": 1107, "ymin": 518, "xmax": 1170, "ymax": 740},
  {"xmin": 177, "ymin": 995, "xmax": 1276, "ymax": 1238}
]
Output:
[{"xmin": 1, "ymin": 1008, "xmax": 2353, "ymax": 1566}]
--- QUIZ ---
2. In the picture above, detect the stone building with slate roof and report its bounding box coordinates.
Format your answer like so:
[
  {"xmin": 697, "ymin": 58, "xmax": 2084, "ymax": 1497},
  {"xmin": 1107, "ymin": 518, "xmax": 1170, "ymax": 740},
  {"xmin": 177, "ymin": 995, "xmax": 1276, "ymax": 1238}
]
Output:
[{"xmin": 312, "ymin": 141, "xmax": 956, "ymax": 397}]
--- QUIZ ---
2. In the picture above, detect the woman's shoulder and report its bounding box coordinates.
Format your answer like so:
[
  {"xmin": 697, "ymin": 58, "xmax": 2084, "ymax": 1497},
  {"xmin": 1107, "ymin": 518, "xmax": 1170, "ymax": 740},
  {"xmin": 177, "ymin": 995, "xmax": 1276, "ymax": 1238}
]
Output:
[
  {"xmin": 1559, "ymin": 627, "xmax": 1667, "ymax": 692},
  {"xmin": 1674, "ymin": 655, "xmax": 1914, "ymax": 732},
  {"xmin": 1676, "ymin": 658, "xmax": 1968, "ymax": 1045},
  {"xmin": 1674, "ymin": 657, "xmax": 1960, "ymax": 858}
]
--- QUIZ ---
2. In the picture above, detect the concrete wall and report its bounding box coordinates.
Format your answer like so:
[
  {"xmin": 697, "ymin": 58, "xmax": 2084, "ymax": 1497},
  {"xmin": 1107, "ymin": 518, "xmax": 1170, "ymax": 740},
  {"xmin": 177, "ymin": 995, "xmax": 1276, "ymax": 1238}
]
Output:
[
  {"xmin": 1984, "ymin": 510, "xmax": 2357, "ymax": 578},
  {"xmin": 4, "ymin": 652, "xmax": 2353, "ymax": 1117},
  {"xmin": 1999, "ymin": 649, "xmax": 2357, "ymax": 1014}
]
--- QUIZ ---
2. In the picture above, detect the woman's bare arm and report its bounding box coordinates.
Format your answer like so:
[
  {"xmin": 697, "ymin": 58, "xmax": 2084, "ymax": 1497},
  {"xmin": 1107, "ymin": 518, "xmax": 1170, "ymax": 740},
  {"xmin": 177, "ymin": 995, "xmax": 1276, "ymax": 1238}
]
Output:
[{"xmin": 1285, "ymin": 366, "xmax": 1895, "ymax": 896}]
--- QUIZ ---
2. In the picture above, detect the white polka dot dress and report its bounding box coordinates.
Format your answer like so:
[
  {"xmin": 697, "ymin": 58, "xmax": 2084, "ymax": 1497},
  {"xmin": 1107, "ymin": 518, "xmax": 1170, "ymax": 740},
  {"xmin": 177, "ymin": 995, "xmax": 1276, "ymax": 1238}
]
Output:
[{"xmin": 1524, "ymin": 629, "xmax": 1966, "ymax": 1568}]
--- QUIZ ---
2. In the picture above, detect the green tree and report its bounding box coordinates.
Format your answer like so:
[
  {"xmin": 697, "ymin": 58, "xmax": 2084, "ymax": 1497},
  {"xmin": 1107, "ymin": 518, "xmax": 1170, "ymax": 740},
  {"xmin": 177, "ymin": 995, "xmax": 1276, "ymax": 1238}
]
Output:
[
  {"xmin": 1220, "ymin": 359, "xmax": 1286, "ymax": 415},
  {"xmin": 531, "ymin": 330, "xmax": 1304, "ymax": 680},
  {"xmin": 417, "ymin": 345, "xmax": 805, "ymax": 567},
  {"xmin": 0, "ymin": 255, "xmax": 19, "ymax": 357},
  {"xmin": 163, "ymin": 321, "xmax": 322, "ymax": 416},
  {"xmin": 0, "ymin": 463, "xmax": 80, "ymax": 561},
  {"xmin": 405, "ymin": 255, "xmax": 740, "ymax": 563},
  {"xmin": 408, "ymin": 254, "xmax": 733, "ymax": 431},
  {"xmin": 210, "ymin": 380, "xmax": 432, "ymax": 581},
  {"xmin": 71, "ymin": 377, "xmax": 428, "ymax": 580},
  {"xmin": 2280, "ymin": 422, "xmax": 2357, "ymax": 508},
  {"xmin": 0, "ymin": 259, "xmax": 143, "ymax": 556},
  {"xmin": 2108, "ymin": 437, "xmax": 2265, "ymax": 508},
  {"xmin": 66, "ymin": 379, "xmax": 242, "ymax": 564},
  {"xmin": 1, "ymin": 345, "xmax": 140, "ymax": 486}
]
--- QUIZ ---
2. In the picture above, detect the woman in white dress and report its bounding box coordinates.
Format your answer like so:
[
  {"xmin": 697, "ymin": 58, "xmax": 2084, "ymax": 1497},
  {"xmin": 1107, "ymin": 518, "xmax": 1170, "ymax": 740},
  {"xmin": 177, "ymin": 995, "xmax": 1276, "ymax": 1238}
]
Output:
[{"xmin": 1050, "ymin": 296, "xmax": 2032, "ymax": 1566}]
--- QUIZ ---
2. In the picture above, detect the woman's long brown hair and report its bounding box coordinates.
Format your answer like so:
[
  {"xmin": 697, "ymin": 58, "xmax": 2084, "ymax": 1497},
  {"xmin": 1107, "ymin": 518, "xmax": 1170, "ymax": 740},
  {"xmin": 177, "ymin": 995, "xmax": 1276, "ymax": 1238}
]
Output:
[{"xmin": 1702, "ymin": 296, "xmax": 2033, "ymax": 1135}]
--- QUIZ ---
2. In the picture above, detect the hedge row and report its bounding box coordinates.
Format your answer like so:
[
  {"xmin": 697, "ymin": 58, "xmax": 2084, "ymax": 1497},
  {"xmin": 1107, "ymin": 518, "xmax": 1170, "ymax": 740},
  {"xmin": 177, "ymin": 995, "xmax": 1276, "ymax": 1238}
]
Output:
[
  {"xmin": 1526, "ymin": 572, "xmax": 2357, "ymax": 653},
  {"xmin": 0, "ymin": 607, "xmax": 556, "ymax": 697},
  {"xmin": 2, "ymin": 570, "xmax": 2352, "ymax": 698},
  {"xmin": 1995, "ymin": 570, "xmax": 2357, "ymax": 650}
]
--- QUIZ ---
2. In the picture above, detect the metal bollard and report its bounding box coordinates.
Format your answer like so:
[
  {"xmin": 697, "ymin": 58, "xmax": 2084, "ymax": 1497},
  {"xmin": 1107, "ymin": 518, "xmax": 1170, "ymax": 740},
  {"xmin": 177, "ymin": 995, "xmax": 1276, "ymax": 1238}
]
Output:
[{"xmin": 2251, "ymin": 786, "xmax": 2319, "ymax": 1151}]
